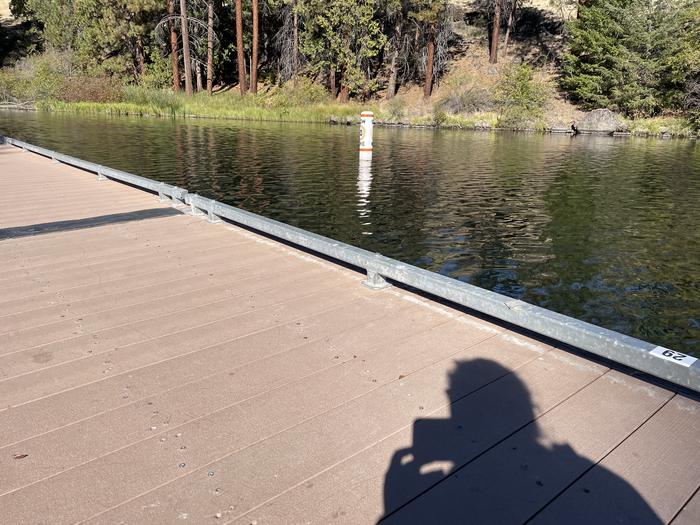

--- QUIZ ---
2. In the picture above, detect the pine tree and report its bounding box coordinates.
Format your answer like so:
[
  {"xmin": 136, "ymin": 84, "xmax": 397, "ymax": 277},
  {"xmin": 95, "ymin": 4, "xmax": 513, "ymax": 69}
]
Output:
[
  {"xmin": 299, "ymin": 0, "xmax": 386, "ymax": 99},
  {"xmin": 562, "ymin": 0, "xmax": 696, "ymax": 117},
  {"xmin": 168, "ymin": 0, "xmax": 181, "ymax": 92},
  {"xmin": 408, "ymin": 0, "xmax": 448, "ymax": 97},
  {"xmin": 250, "ymin": 0, "xmax": 259, "ymax": 94},
  {"xmin": 235, "ymin": 0, "xmax": 246, "ymax": 94}
]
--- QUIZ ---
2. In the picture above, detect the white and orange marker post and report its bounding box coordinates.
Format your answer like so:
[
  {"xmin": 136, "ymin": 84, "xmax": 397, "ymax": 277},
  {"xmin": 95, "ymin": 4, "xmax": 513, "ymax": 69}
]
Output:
[
  {"xmin": 359, "ymin": 111, "xmax": 374, "ymax": 161},
  {"xmin": 358, "ymin": 111, "xmax": 374, "ymax": 234}
]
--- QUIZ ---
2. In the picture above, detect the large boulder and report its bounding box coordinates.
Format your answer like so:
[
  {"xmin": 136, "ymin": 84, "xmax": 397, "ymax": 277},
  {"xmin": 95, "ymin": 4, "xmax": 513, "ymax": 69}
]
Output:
[{"xmin": 575, "ymin": 109, "xmax": 624, "ymax": 135}]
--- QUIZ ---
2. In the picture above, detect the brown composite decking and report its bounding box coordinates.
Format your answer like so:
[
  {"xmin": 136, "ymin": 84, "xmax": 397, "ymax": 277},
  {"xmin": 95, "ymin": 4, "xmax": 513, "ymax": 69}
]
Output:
[{"xmin": 0, "ymin": 143, "xmax": 698, "ymax": 525}]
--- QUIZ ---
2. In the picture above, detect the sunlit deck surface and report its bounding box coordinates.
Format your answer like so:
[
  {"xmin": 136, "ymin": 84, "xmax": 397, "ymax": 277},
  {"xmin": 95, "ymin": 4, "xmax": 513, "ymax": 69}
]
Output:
[{"xmin": 0, "ymin": 143, "xmax": 698, "ymax": 524}]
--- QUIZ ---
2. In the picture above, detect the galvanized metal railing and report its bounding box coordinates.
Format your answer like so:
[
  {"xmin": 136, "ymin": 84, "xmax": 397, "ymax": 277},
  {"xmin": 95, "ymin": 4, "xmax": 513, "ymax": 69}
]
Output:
[{"xmin": 3, "ymin": 135, "xmax": 699, "ymax": 393}]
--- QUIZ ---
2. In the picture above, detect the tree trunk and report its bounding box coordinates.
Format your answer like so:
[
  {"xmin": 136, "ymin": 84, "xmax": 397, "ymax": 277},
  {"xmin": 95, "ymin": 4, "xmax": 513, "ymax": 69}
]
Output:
[
  {"xmin": 292, "ymin": 3, "xmax": 299, "ymax": 78},
  {"xmin": 206, "ymin": 1, "xmax": 214, "ymax": 95},
  {"xmin": 250, "ymin": 0, "xmax": 259, "ymax": 94},
  {"xmin": 386, "ymin": 19, "xmax": 402, "ymax": 100},
  {"xmin": 329, "ymin": 65, "xmax": 336, "ymax": 98},
  {"xmin": 339, "ymin": 83, "xmax": 349, "ymax": 103},
  {"xmin": 196, "ymin": 61, "xmax": 203, "ymax": 92},
  {"xmin": 489, "ymin": 0, "xmax": 502, "ymax": 64},
  {"xmin": 503, "ymin": 0, "xmax": 517, "ymax": 57},
  {"xmin": 424, "ymin": 29, "xmax": 435, "ymax": 98},
  {"xmin": 135, "ymin": 35, "xmax": 145, "ymax": 79},
  {"xmin": 179, "ymin": 0, "xmax": 193, "ymax": 95},
  {"xmin": 168, "ymin": 0, "xmax": 180, "ymax": 92},
  {"xmin": 386, "ymin": 47, "xmax": 399, "ymax": 100},
  {"xmin": 235, "ymin": 0, "xmax": 247, "ymax": 95}
]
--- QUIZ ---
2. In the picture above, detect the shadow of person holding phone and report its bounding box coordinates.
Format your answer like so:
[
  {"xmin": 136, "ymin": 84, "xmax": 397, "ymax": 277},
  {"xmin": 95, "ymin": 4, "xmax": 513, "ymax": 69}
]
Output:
[{"xmin": 381, "ymin": 358, "xmax": 662, "ymax": 524}]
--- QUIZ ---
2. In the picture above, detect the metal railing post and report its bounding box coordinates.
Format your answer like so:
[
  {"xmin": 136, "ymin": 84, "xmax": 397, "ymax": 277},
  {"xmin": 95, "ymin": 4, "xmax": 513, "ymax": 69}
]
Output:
[
  {"xmin": 207, "ymin": 199, "xmax": 222, "ymax": 224},
  {"xmin": 171, "ymin": 187, "xmax": 188, "ymax": 208},
  {"xmin": 188, "ymin": 194, "xmax": 205, "ymax": 216},
  {"xmin": 158, "ymin": 182, "xmax": 168, "ymax": 203}
]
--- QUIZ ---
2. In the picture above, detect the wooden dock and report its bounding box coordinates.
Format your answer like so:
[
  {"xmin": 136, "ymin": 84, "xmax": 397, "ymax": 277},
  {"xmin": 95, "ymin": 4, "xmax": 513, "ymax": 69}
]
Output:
[{"xmin": 0, "ymin": 143, "xmax": 698, "ymax": 524}]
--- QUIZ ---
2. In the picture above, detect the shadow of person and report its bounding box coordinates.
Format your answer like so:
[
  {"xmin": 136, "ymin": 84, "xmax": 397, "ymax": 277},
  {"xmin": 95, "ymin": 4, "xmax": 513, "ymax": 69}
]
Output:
[{"xmin": 380, "ymin": 358, "xmax": 662, "ymax": 524}]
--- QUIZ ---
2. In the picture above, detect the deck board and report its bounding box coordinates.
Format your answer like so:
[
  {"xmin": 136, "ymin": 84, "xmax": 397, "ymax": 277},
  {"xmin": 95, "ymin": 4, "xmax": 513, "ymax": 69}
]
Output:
[
  {"xmin": 531, "ymin": 395, "xmax": 700, "ymax": 524},
  {"xmin": 0, "ymin": 143, "xmax": 698, "ymax": 524},
  {"xmin": 672, "ymin": 488, "xmax": 700, "ymax": 525},
  {"xmin": 384, "ymin": 371, "xmax": 672, "ymax": 524},
  {"xmin": 231, "ymin": 340, "xmax": 604, "ymax": 524}
]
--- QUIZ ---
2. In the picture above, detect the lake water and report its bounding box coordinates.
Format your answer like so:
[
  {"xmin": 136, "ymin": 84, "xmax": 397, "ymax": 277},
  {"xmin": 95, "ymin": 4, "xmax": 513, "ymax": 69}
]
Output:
[{"xmin": 2, "ymin": 110, "xmax": 699, "ymax": 356}]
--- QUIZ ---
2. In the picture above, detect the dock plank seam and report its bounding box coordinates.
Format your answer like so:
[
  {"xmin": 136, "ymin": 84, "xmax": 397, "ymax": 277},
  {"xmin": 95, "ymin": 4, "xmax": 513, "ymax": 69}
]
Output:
[
  {"xmin": 0, "ymin": 278, "xmax": 357, "ymax": 388},
  {"xmin": 521, "ymin": 393, "xmax": 676, "ymax": 524},
  {"xmin": 0, "ymin": 282, "xmax": 364, "ymax": 413},
  {"xmin": 0, "ymin": 298, "xmax": 422, "ymax": 450},
  {"xmin": 230, "ymin": 340, "xmax": 553, "ymax": 523},
  {"xmin": 670, "ymin": 485, "xmax": 700, "ymax": 524},
  {"xmin": 0, "ymin": 254, "xmax": 315, "ymax": 339},
  {"xmin": 0, "ymin": 311, "xmax": 458, "ymax": 499},
  {"xmin": 75, "ymin": 320, "xmax": 495, "ymax": 523}
]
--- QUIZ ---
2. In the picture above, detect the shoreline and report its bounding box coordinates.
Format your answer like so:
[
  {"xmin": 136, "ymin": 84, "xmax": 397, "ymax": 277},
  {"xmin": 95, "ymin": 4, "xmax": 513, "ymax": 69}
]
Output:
[
  {"xmin": 364, "ymin": 120, "xmax": 698, "ymax": 140},
  {"xmin": 3, "ymin": 105, "xmax": 697, "ymax": 141}
]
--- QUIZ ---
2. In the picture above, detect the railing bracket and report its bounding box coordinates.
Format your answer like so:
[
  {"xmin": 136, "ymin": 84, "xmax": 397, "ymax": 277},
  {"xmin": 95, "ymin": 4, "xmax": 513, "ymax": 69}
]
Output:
[
  {"xmin": 189, "ymin": 195, "xmax": 205, "ymax": 216},
  {"xmin": 207, "ymin": 200, "xmax": 222, "ymax": 223},
  {"xmin": 363, "ymin": 270, "xmax": 391, "ymax": 290}
]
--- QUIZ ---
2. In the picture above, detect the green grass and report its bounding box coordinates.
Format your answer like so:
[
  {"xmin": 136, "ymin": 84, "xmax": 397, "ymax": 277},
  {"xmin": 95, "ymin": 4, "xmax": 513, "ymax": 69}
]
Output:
[
  {"xmin": 37, "ymin": 88, "xmax": 377, "ymax": 123},
  {"xmin": 625, "ymin": 116, "xmax": 695, "ymax": 136},
  {"xmin": 30, "ymin": 86, "xmax": 698, "ymax": 138},
  {"xmin": 441, "ymin": 112, "xmax": 500, "ymax": 129},
  {"xmin": 399, "ymin": 112, "xmax": 502, "ymax": 129}
]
